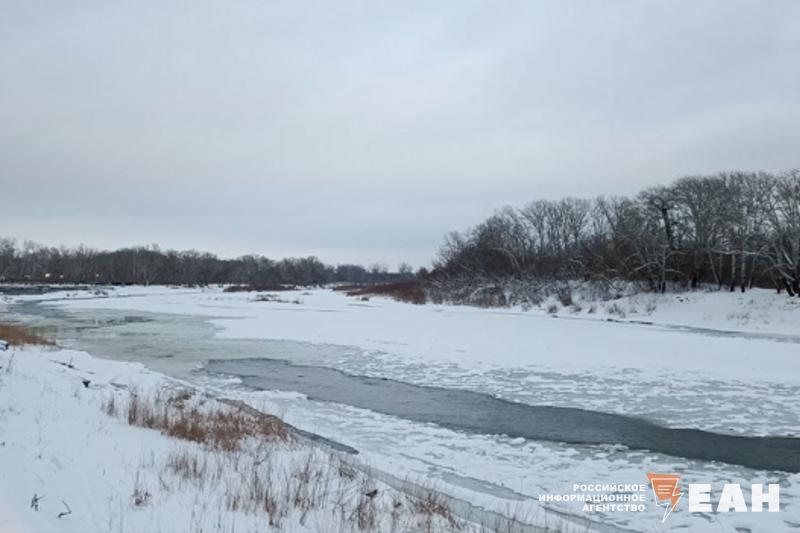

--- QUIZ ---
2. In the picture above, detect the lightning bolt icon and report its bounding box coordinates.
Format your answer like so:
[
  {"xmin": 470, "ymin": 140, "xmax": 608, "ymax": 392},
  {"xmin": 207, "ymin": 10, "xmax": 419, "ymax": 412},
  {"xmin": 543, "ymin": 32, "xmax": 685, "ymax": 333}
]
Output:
[{"xmin": 647, "ymin": 473, "xmax": 683, "ymax": 522}]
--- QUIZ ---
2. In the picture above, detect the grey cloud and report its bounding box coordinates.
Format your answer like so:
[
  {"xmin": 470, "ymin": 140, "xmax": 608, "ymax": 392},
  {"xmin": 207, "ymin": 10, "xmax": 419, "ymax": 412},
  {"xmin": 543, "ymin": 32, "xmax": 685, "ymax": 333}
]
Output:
[{"xmin": 2, "ymin": 0, "xmax": 799, "ymax": 266}]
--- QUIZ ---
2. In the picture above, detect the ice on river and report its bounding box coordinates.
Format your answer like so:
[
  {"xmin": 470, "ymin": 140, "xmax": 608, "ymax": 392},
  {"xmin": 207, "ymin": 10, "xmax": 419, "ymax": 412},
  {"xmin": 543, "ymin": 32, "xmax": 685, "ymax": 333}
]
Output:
[{"xmin": 6, "ymin": 285, "xmax": 800, "ymax": 532}]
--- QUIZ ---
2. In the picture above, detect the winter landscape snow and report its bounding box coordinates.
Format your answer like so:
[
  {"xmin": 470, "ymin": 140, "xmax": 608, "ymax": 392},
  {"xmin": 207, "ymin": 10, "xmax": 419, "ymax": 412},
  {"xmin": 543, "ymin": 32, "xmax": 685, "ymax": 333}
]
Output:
[
  {"xmin": 4, "ymin": 2, "xmax": 800, "ymax": 532},
  {"xmin": 2, "ymin": 286, "xmax": 799, "ymax": 532}
]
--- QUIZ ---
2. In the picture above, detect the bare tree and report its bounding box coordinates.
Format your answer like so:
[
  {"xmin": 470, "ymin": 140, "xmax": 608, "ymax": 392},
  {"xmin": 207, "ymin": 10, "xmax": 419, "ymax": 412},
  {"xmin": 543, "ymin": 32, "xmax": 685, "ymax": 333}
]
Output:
[{"xmin": 432, "ymin": 168, "xmax": 800, "ymax": 299}]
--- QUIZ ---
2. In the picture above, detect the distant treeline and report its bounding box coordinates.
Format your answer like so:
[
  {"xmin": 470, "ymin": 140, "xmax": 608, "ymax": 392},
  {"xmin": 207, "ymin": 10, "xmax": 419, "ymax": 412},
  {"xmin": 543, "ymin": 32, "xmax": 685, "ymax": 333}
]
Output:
[
  {"xmin": 432, "ymin": 169, "xmax": 800, "ymax": 296},
  {"xmin": 0, "ymin": 240, "xmax": 418, "ymax": 286}
]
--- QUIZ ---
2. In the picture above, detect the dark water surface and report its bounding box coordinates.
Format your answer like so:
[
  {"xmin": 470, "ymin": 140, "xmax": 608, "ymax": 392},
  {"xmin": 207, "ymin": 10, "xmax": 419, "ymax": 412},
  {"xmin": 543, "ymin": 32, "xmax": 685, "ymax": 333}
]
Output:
[
  {"xmin": 9, "ymin": 298, "xmax": 800, "ymax": 474},
  {"xmin": 206, "ymin": 357, "xmax": 800, "ymax": 473}
]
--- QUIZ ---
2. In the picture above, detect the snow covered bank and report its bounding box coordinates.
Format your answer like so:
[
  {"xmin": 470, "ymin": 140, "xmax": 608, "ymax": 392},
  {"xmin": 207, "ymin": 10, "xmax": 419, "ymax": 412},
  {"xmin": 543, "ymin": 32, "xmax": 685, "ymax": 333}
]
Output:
[
  {"xmin": 0, "ymin": 344, "xmax": 508, "ymax": 533},
  {"xmin": 426, "ymin": 279, "xmax": 800, "ymax": 336},
  {"xmin": 540, "ymin": 286, "xmax": 800, "ymax": 337},
  {"xmin": 4, "ymin": 286, "xmax": 800, "ymax": 532}
]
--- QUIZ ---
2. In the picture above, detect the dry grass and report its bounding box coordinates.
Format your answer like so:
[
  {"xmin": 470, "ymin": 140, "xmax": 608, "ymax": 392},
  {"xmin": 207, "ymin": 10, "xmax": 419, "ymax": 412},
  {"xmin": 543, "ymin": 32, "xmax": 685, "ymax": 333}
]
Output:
[
  {"xmin": 400, "ymin": 489, "xmax": 460, "ymax": 533},
  {"xmin": 105, "ymin": 389, "xmax": 533, "ymax": 532},
  {"xmin": 152, "ymin": 445, "xmax": 482, "ymax": 533},
  {"xmin": 255, "ymin": 294, "xmax": 302, "ymax": 304},
  {"xmin": 412, "ymin": 492, "xmax": 453, "ymax": 522},
  {"xmin": 105, "ymin": 389, "xmax": 288, "ymax": 451},
  {"xmin": 337, "ymin": 282, "xmax": 427, "ymax": 305},
  {"xmin": 0, "ymin": 322, "xmax": 53, "ymax": 346},
  {"xmin": 224, "ymin": 284, "xmax": 296, "ymax": 293}
]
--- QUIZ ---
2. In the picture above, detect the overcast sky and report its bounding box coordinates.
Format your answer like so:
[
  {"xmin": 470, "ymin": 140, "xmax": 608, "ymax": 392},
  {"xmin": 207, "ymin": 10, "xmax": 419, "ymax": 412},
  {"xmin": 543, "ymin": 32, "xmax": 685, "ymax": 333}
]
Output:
[{"xmin": 1, "ymin": 1, "xmax": 799, "ymax": 267}]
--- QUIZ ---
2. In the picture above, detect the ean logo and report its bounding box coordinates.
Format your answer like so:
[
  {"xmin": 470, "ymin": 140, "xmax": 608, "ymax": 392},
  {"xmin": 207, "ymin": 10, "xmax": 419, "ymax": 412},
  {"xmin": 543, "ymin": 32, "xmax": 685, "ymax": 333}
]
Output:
[{"xmin": 646, "ymin": 473, "xmax": 683, "ymax": 522}]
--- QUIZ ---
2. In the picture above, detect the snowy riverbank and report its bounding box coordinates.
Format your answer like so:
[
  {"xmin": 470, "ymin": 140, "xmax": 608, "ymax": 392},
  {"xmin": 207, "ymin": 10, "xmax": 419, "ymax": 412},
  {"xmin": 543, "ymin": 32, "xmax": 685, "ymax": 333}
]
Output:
[
  {"xmin": 0, "ymin": 343, "xmax": 520, "ymax": 533},
  {"xmin": 2, "ymin": 285, "xmax": 800, "ymax": 532}
]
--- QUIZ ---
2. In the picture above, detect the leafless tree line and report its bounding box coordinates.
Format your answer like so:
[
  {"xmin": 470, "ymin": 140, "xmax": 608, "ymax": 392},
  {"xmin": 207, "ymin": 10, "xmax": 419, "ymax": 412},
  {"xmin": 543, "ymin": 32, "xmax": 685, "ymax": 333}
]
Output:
[
  {"xmin": 0, "ymin": 240, "xmax": 416, "ymax": 287},
  {"xmin": 433, "ymin": 169, "xmax": 800, "ymax": 296}
]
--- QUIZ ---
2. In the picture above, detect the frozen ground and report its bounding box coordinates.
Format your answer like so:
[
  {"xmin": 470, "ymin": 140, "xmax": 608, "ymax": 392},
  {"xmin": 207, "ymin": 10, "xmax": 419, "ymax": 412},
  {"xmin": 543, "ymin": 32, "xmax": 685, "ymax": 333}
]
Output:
[
  {"xmin": 3, "ymin": 285, "xmax": 800, "ymax": 532},
  {"xmin": 0, "ymin": 345, "xmax": 502, "ymax": 533}
]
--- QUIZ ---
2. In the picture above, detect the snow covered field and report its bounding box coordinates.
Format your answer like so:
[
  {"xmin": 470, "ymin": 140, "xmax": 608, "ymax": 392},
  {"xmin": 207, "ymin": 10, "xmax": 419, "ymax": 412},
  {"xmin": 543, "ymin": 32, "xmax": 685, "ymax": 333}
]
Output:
[{"xmin": 2, "ymin": 285, "xmax": 800, "ymax": 532}]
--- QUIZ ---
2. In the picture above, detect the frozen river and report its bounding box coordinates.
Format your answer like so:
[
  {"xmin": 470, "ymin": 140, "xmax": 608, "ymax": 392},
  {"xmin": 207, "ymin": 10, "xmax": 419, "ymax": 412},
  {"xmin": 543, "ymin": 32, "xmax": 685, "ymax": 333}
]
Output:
[{"xmin": 5, "ymin": 287, "xmax": 800, "ymax": 532}]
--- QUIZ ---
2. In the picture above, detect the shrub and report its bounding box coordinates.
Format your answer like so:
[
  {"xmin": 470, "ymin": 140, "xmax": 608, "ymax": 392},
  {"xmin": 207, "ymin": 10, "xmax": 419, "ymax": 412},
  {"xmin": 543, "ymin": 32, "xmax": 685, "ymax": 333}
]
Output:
[
  {"xmin": 0, "ymin": 322, "xmax": 53, "ymax": 346},
  {"xmin": 105, "ymin": 390, "xmax": 288, "ymax": 451},
  {"xmin": 224, "ymin": 284, "xmax": 296, "ymax": 292},
  {"xmin": 556, "ymin": 288, "xmax": 573, "ymax": 307},
  {"xmin": 339, "ymin": 282, "xmax": 427, "ymax": 305},
  {"xmin": 606, "ymin": 303, "xmax": 626, "ymax": 318}
]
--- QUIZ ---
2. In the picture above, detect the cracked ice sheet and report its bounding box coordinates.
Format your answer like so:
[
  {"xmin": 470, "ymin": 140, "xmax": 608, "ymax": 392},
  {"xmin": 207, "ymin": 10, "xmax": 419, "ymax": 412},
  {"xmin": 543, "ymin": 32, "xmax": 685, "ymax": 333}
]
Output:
[
  {"xmin": 26, "ymin": 286, "xmax": 800, "ymax": 531},
  {"xmin": 196, "ymin": 377, "xmax": 800, "ymax": 533},
  {"xmin": 39, "ymin": 286, "xmax": 800, "ymax": 437},
  {"xmin": 327, "ymin": 353, "xmax": 800, "ymax": 438}
]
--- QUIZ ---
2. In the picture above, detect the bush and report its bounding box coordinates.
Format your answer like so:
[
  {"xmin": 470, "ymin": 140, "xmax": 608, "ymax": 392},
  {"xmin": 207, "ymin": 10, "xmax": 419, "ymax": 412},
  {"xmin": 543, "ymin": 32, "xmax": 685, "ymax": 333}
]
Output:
[
  {"xmin": 224, "ymin": 284, "xmax": 296, "ymax": 292},
  {"xmin": 106, "ymin": 390, "xmax": 288, "ymax": 451},
  {"xmin": 556, "ymin": 288, "xmax": 573, "ymax": 307},
  {"xmin": 338, "ymin": 282, "xmax": 427, "ymax": 305},
  {"xmin": 0, "ymin": 322, "xmax": 53, "ymax": 346},
  {"xmin": 606, "ymin": 303, "xmax": 626, "ymax": 318}
]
